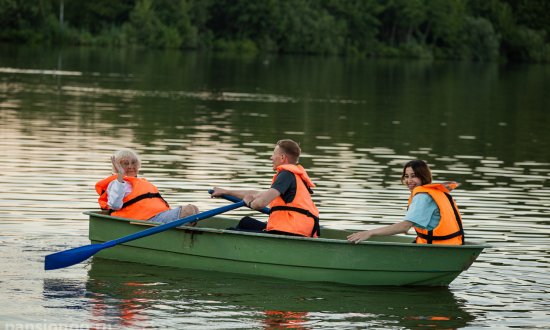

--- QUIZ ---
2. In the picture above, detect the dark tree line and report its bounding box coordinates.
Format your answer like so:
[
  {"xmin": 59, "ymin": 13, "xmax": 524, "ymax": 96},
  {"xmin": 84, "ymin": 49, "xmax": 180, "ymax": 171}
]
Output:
[{"xmin": 1, "ymin": 0, "xmax": 549, "ymax": 62}]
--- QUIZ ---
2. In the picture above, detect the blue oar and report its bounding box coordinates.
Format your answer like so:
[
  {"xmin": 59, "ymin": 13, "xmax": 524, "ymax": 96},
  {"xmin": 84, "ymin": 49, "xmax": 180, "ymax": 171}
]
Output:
[
  {"xmin": 45, "ymin": 201, "xmax": 245, "ymax": 270},
  {"xmin": 208, "ymin": 189, "xmax": 270, "ymax": 214}
]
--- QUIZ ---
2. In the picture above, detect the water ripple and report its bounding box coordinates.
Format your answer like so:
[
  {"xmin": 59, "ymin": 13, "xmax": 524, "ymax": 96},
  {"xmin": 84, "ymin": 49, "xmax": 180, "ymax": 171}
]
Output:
[{"xmin": 1, "ymin": 57, "xmax": 549, "ymax": 329}]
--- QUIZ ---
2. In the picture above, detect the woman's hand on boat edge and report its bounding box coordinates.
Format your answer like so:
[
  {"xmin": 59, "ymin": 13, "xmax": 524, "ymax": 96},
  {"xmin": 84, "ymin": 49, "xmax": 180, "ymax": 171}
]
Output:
[
  {"xmin": 347, "ymin": 221, "xmax": 415, "ymax": 244},
  {"xmin": 347, "ymin": 231, "xmax": 372, "ymax": 244}
]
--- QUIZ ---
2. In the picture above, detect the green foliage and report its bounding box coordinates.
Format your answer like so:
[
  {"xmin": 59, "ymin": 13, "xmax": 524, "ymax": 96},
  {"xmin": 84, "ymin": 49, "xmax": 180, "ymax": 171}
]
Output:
[
  {"xmin": 467, "ymin": 0, "xmax": 548, "ymax": 62},
  {"xmin": 275, "ymin": 0, "xmax": 346, "ymax": 54},
  {"xmin": 460, "ymin": 16, "xmax": 500, "ymax": 61},
  {"xmin": 154, "ymin": 0, "xmax": 198, "ymax": 48},
  {"xmin": 506, "ymin": 26, "xmax": 549, "ymax": 62},
  {"xmin": 213, "ymin": 38, "xmax": 258, "ymax": 55},
  {"xmin": 0, "ymin": 0, "xmax": 549, "ymax": 62},
  {"xmin": 323, "ymin": 0, "xmax": 382, "ymax": 56},
  {"xmin": 126, "ymin": 0, "xmax": 168, "ymax": 48},
  {"xmin": 501, "ymin": 0, "xmax": 550, "ymax": 39},
  {"xmin": 400, "ymin": 41, "xmax": 433, "ymax": 60},
  {"xmin": 0, "ymin": 0, "xmax": 47, "ymax": 42},
  {"xmin": 425, "ymin": 0, "xmax": 467, "ymax": 48},
  {"xmin": 62, "ymin": 0, "xmax": 134, "ymax": 34}
]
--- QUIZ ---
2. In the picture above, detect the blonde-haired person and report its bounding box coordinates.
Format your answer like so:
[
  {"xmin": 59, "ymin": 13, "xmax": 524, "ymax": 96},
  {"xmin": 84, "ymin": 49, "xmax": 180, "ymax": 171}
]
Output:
[
  {"xmin": 347, "ymin": 160, "xmax": 465, "ymax": 245},
  {"xmin": 95, "ymin": 149, "xmax": 199, "ymax": 224}
]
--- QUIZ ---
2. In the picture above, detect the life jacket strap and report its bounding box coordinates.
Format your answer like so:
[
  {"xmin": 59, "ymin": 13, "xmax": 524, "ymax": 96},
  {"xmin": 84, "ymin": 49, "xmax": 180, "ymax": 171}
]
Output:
[
  {"xmin": 415, "ymin": 229, "xmax": 464, "ymax": 242},
  {"xmin": 121, "ymin": 192, "xmax": 169, "ymax": 210},
  {"xmin": 443, "ymin": 192, "xmax": 465, "ymax": 245},
  {"xmin": 269, "ymin": 206, "xmax": 321, "ymax": 237}
]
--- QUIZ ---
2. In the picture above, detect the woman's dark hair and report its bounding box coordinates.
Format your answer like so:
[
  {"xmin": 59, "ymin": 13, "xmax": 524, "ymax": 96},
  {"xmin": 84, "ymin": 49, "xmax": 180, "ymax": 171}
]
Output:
[{"xmin": 401, "ymin": 160, "xmax": 432, "ymax": 185}]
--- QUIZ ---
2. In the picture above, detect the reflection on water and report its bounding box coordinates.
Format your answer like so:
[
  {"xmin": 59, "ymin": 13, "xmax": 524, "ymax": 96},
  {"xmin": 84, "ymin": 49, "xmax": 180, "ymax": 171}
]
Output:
[
  {"xmin": 71, "ymin": 259, "xmax": 474, "ymax": 329},
  {"xmin": 1, "ymin": 45, "xmax": 549, "ymax": 328}
]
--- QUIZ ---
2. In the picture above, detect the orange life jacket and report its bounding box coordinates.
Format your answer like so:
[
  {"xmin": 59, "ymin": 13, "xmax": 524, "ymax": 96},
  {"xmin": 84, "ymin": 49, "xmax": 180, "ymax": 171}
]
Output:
[
  {"xmin": 408, "ymin": 182, "xmax": 464, "ymax": 245},
  {"xmin": 267, "ymin": 164, "xmax": 320, "ymax": 237},
  {"xmin": 95, "ymin": 174, "xmax": 170, "ymax": 220}
]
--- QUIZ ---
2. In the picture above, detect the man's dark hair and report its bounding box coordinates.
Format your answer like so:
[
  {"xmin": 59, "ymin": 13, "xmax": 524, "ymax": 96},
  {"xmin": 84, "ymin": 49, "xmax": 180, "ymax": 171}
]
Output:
[{"xmin": 277, "ymin": 139, "xmax": 301, "ymax": 164}]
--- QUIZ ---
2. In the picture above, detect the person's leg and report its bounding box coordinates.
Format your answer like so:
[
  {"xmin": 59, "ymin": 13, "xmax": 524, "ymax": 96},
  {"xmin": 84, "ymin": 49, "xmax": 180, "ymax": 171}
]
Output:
[
  {"xmin": 179, "ymin": 204, "xmax": 199, "ymax": 226},
  {"xmin": 147, "ymin": 204, "xmax": 199, "ymax": 225},
  {"xmin": 179, "ymin": 204, "xmax": 199, "ymax": 217},
  {"xmin": 147, "ymin": 207, "xmax": 182, "ymax": 224},
  {"xmin": 265, "ymin": 230, "xmax": 304, "ymax": 237},
  {"xmin": 231, "ymin": 216, "xmax": 267, "ymax": 232}
]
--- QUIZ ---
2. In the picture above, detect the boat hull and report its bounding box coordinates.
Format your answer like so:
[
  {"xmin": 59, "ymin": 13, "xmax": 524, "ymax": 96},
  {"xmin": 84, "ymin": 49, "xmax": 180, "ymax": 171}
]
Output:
[{"xmin": 86, "ymin": 211, "xmax": 487, "ymax": 286}]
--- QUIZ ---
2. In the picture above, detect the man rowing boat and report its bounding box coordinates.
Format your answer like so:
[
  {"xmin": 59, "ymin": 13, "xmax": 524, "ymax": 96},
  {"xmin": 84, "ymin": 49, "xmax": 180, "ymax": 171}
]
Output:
[{"xmin": 211, "ymin": 139, "xmax": 320, "ymax": 237}]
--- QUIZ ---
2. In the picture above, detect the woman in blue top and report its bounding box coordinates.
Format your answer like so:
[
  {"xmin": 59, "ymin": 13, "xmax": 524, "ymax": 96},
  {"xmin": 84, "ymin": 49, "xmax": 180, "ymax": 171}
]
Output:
[{"xmin": 348, "ymin": 160, "xmax": 442, "ymax": 243}]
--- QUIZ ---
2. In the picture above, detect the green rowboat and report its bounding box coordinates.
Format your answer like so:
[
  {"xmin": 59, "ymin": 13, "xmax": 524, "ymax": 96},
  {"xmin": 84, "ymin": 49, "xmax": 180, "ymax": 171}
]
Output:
[{"xmin": 85, "ymin": 211, "xmax": 488, "ymax": 286}]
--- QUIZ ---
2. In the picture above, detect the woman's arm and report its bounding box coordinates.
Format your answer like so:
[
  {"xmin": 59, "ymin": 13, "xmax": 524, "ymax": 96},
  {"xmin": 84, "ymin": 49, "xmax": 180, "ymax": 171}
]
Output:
[
  {"xmin": 106, "ymin": 155, "xmax": 130, "ymax": 210},
  {"xmin": 404, "ymin": 193, "xmax": 440, "ymax": 230},
  {"xmin": 347, "ymin": 220, "xmax": 414, "ymax": 244},
  {"xmin": 106, "ymin": 180, "xmax": 131, "ymax": 210}
]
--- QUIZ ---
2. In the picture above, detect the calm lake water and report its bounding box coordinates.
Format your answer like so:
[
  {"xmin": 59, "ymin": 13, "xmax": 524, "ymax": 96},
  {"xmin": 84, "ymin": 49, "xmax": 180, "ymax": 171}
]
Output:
[{"xmin": 0, "ymin": 44, "xmax": 549, "ymax": 329}]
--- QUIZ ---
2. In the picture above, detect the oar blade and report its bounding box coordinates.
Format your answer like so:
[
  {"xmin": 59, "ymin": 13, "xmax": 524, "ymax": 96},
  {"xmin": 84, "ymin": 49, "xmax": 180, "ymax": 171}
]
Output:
[{"xmin": 44, "ymin": 243, "xmax": 103, "ymax": 270}]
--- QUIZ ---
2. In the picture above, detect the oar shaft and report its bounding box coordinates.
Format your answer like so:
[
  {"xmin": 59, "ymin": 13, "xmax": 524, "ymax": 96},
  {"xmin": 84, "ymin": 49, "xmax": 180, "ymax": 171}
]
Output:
[
  {"xmin": 208, "ymin": 190, "xmax": 270, "ymax": 215},
  {"xmin": 110, "ymin": 201, "xmax": 245, "ymax": 246}
]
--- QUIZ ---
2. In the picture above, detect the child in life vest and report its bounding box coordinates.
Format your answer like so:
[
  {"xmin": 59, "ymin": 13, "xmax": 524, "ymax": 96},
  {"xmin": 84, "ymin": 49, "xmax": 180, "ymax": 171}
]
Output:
[{"xmin": 95, "ymin": 149, "xmax": 198, "ymax": 224}]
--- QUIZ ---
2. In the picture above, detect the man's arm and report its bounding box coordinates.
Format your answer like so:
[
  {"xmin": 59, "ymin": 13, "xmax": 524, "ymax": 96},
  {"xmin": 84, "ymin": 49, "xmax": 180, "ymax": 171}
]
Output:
[
  {"xmin": 211, "ymin": 187, "xmax": 260, "ymax": 200},
  {"xmin": 245, "ymin": 170, "xmax": 295, "ymax": 209},
  {"xmin": 246, "ymin": 188, "xmax": 280, "ymax": 209}
]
